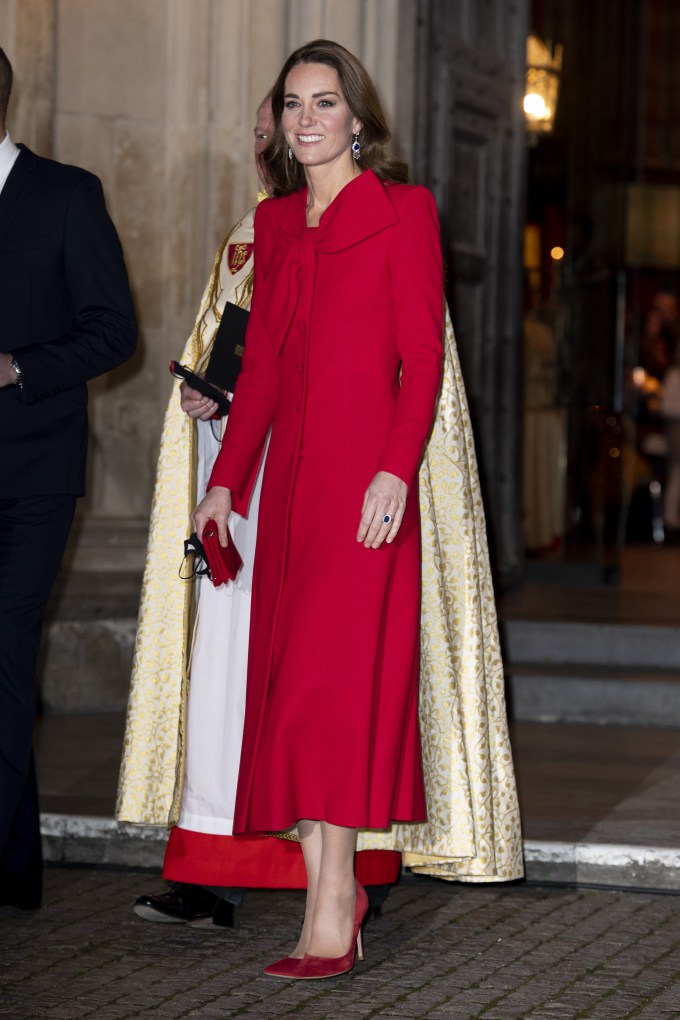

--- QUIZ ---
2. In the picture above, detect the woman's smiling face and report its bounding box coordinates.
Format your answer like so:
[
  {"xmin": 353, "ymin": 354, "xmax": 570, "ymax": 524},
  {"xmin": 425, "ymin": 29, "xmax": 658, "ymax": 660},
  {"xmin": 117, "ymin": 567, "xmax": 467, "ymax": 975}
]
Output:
[{"xmin": 281, "ymin": 62, "xmax": 361, "ymax": 171}]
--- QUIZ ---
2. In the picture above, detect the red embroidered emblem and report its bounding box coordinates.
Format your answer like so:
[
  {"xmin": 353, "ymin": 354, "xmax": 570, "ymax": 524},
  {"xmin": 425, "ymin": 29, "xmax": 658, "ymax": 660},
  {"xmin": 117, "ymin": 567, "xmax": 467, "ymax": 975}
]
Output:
[{"xmin": 228, "ymin": 242, "xmax": 254, "ymax": 275}]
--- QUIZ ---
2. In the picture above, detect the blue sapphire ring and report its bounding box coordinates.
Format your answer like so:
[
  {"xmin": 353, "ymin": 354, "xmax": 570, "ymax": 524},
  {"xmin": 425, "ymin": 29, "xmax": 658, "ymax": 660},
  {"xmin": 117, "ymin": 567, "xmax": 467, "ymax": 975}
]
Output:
[{"xmin": 383, "ymin": 514, "xmax": 393, "ymax": 525}]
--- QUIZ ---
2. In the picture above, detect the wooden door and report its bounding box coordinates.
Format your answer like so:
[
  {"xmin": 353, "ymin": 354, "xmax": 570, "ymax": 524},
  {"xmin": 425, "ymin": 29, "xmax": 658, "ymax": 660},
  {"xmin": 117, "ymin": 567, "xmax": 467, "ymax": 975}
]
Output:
[{"xmin": 412, "ymin": 0, "xmax": 529, "ymax": 585}]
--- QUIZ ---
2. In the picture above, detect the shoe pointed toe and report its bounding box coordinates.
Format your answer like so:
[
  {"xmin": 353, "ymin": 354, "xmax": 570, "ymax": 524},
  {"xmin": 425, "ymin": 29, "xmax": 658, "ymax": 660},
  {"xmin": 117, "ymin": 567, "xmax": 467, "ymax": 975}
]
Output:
[{"xmin": 263, "ymin": 956, "xmax": 305, "ymax": 978}]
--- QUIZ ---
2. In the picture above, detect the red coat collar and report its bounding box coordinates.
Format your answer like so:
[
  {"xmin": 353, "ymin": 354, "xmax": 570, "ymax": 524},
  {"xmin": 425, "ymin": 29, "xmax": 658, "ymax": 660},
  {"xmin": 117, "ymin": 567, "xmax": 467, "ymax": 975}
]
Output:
[
  {"xmin": 260, "ymin": 171, "xmax": 400, "ymax": 352},
  {"xmin": 281, "ymin": 169, "xmax": 399, "ymax": 253}
]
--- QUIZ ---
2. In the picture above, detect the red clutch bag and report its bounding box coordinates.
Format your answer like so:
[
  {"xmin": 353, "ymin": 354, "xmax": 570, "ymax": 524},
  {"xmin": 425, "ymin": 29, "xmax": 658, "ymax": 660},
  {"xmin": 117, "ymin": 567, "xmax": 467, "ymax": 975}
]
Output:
[{"xmin": 202, "ymin": 518, "xmax": 243, "ymax": 587}]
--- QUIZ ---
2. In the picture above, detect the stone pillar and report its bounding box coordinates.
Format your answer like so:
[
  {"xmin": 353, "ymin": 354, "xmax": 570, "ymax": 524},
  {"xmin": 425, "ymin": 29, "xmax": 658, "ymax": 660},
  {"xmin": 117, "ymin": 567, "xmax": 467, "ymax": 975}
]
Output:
[
  {"xmin": 50, "ymin": 1, "xmax": 213, "ymax": 566},
  {"xmin": 0, "ymin": 0, "xmax": 55, "ymax": 154}
]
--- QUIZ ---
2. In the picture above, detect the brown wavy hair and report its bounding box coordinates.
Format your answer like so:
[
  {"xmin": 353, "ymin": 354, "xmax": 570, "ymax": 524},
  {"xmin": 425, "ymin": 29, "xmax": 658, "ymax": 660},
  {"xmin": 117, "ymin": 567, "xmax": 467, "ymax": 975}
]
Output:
[{"xmin": 262, "ymin": 39, "xmax": 409, "ymax": 197}]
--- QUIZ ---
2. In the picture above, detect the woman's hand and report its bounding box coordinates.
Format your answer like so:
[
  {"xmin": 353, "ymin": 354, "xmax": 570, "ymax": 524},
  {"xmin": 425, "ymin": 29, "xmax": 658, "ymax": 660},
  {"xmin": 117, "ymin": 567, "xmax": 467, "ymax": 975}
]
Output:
[
  {"xmin": 357, "ymin": 471, "xmax": 408, "ymax": 549},
  {"xmin": 191, "ymin": 486, "xmax": 232, "ymax": 546},
  {"xmin": 180, "ymin": 380, "xmax": 220, "ymax": 420}
]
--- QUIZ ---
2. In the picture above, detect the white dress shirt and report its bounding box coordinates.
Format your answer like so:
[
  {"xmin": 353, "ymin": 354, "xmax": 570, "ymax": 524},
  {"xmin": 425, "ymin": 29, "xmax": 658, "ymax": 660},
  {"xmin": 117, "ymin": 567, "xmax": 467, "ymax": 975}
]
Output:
[
  {"xmin": 0, "ymin": 131, "xmax": 22, "ymax": 379},
  {"xmin": 0, "ymin": 131, "xmax": 20, "ymax": 195}
]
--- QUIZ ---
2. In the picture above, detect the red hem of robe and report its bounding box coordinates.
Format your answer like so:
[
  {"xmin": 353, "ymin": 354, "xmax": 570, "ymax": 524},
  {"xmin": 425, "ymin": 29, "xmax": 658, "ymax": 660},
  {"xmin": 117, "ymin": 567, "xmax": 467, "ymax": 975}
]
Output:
[{"xmin": 162, "ymin": 826, "xmax": 401, "ymax": 888}]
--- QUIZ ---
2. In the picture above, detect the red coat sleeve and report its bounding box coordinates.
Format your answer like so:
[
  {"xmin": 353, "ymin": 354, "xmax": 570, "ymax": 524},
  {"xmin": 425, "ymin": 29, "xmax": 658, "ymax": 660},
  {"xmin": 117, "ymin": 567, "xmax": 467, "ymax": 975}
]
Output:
[
  {"xmin": 377, "ymin": 186, "xmax": 443, "ymax": 489},
  {"xmin": 207, "ymin": 200, "xmax": 279, "ymax": 510}
]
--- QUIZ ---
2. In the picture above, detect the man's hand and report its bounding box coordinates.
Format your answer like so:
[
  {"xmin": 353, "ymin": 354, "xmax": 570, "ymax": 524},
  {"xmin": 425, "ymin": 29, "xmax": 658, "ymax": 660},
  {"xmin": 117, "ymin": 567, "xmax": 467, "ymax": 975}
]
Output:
[
  {"xmin": 191, "ymin": 485, "xmax": 232, "ymax": 546},
  {"xmin": 179, "ymin": 380, "xmax": 220, "ymax": 420},
  {"xmin": 0, "ymin": 353, "xmax": 18, "ymax": 388}
]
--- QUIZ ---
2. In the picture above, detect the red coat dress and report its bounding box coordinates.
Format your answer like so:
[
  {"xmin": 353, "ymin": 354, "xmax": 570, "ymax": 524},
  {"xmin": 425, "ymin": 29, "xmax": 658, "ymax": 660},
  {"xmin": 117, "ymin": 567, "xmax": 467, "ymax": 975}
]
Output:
[{"xmin": 209, "ymin": 169, "xmax": 443, "ymax": 834}]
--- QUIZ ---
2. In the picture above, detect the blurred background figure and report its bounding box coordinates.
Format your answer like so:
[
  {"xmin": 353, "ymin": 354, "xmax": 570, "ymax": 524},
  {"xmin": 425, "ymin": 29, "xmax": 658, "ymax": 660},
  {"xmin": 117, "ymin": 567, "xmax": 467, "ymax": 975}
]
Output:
[
  {"xmin": 522, "ymin": 283, "xmax": 566, "ymax": 553},
  {"xmin": 639, "ymin": 292, "xmax": 680, "ymax": 383},
  {"xmin": 661, "ymin": 341, "xmax": 680, "ymax": 542}
]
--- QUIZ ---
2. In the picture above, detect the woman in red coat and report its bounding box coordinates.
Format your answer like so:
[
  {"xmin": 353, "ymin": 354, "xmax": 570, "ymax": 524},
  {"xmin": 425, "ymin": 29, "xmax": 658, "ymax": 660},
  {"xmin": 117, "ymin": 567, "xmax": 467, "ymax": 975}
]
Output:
[{"xmin": 192, "ymin": 39, "xmax": 443, "ymax": 979}]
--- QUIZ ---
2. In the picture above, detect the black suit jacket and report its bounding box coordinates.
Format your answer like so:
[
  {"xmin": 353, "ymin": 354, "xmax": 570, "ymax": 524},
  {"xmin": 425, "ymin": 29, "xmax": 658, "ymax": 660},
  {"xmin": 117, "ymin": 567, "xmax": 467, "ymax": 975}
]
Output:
[{"xmin": 0, "ymin": 145, "xmax": 137, "ymax": 497}]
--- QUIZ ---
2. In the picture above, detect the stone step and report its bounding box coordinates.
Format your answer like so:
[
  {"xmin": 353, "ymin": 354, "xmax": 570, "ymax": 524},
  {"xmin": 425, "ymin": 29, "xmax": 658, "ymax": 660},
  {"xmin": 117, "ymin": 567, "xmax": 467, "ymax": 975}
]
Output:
[
  {"xmin": 40, "ymin": 571, "xmax": 680, "ymax": 721},
  {"xmin": 507, "ymin": 663, "xmax": 680, "ymax": 726},
  {"xmin": 40, "ymin": 570, "xmax": 141, "ymax": 714},
  {"xmin": 39, "ymin": 814, "xmax": 680, "ymax": 892},
  {"xmin": 47, "ymin": 568, "xmax": 143, "ymax": 620},
  {"xmin": 504, "ymin": 619, "xmax": 680, "ymax": 670},
  {"xmin": 39, "ymin": 618, "xmax": 137, "ymax": 714},
  {"xmin": 64, "ymin": 515, "xmax": 150, "ymax": 574}
]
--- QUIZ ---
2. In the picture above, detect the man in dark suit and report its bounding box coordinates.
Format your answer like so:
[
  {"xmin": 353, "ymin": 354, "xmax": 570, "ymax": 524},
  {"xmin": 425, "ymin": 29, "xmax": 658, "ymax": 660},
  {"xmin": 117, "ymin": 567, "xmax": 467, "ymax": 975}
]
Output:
[{"xmin": 0, "ymin": 47, "xmax": 137, "ymax": 909}]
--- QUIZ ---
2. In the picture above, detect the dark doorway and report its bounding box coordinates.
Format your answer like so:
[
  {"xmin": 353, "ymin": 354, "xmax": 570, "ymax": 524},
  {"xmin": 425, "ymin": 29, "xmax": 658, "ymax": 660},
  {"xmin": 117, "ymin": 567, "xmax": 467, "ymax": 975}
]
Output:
[
  {"xmin": 523, "ymin": 0, "xmax": 680, "ymax": 594},
  {"xmin": 412, "ymin": 0, "xmax": 530, "ymax": 587}
]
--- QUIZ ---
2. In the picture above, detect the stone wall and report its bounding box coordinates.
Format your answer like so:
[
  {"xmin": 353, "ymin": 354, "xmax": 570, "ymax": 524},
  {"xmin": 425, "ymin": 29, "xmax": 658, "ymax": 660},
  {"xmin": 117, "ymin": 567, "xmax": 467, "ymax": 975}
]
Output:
[
  {"xmin": 1, "ymin": 0, "xmax": 416, "ymax": 569},
  {"xmin": 0, "ymin": 0, "xmax": 54, "ymax": 154}
]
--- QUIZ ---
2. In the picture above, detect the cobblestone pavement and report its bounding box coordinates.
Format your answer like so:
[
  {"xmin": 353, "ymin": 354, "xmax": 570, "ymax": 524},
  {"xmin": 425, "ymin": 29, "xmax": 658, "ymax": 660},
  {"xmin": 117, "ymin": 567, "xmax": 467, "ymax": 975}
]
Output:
[{"xmin": 1, "ymin": 868, "xmax": 680, "ymax": 1019}]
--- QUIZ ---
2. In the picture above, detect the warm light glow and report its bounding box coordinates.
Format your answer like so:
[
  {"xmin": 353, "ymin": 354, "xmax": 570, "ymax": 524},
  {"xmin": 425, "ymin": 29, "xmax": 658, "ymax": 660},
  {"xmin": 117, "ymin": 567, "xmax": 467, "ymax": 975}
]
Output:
[
  {"xmin": 632, "ymin": 366, "xmax": 646, "ymax": 387},
  {"xmin": 550, "ymin": 246, "xmax": 564, "ymax": 261},
  {"xmin": 524, "ymin": 93, "xmax": 547, "ymax": 119},
  {"xmin": 525, "ymin": 35, "xmax": 562, "ymax": 134}
]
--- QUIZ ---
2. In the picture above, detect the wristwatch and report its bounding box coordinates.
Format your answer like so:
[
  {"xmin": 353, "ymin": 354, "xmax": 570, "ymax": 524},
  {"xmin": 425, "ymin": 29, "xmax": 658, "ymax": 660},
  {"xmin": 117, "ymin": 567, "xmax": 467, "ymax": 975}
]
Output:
[{"xmin": 10, "ymin": 356, "xmax": 23, "ymax": 389}]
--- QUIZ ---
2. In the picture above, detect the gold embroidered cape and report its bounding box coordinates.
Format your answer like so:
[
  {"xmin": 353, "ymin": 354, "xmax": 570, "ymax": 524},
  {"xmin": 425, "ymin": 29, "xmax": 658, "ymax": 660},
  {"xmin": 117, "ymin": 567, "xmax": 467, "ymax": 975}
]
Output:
[
  {"xmin": 116, "ymin": 212, "xmax": 523, "ymax": 883},
  {"xmin": 116, "ymin": 210, "xmax": 256, "ymax": 827},
  {"xmin": 357, "ymin": 310, "xmax": 523, "ymax": 881}
]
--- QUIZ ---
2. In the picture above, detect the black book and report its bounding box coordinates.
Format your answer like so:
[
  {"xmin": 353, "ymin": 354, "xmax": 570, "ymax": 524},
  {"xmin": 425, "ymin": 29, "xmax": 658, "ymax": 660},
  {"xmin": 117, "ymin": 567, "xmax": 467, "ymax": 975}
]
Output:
[{"xmin": 205, "ymin": 302, "xmax": 250, "ymax": 394}]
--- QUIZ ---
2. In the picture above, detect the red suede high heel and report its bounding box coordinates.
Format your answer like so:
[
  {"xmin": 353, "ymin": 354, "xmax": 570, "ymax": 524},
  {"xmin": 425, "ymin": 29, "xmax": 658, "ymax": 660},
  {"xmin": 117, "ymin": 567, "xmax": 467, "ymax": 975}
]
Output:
[
  {"xmin": 263, "ymin": 880, "xmax": 369, "ymax": 980},
  {"xmin": 297, "ymin": 880, "xmax": 369, "ymax": 980}
]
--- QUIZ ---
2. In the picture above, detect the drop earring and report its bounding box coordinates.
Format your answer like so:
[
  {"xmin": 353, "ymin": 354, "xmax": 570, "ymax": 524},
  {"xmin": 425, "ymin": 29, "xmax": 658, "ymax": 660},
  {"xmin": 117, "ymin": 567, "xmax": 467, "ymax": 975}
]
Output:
[
  {"xmin": 288, "ymin": 146, "xmax": 293, "ymax": 160},
  {"xmin": 351, "ymin": 133, "xmax": 361, "ymax": 160}
]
